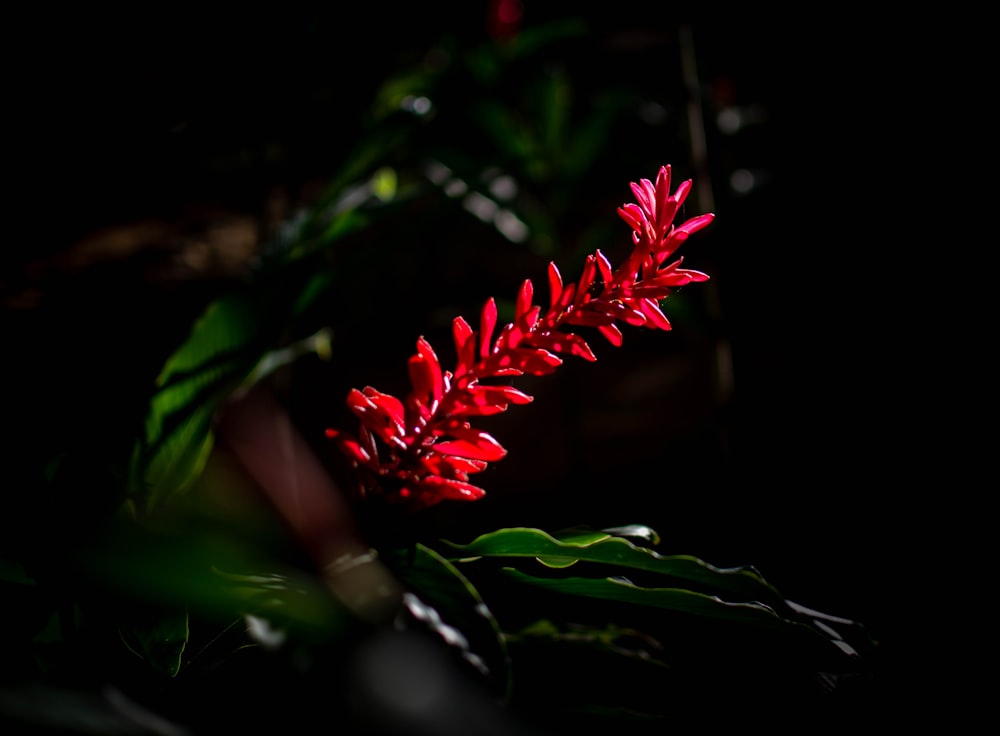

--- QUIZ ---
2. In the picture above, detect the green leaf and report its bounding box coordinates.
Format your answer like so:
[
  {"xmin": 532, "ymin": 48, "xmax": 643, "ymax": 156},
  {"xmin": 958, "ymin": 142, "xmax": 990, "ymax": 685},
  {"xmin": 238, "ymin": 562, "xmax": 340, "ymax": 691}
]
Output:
[
  {"xmin": 503, "ymin": 619, "xmax": 681, "ymax": 724},
  {"xmin": 382, "ymin": 544, "xmax": 511, "ymax": 699},
  {"xmin": 210, "ymin": 566, "xmax": 352, "ymax": 640},
  {"xmin": 127, "ymin": 165, "xmax": 393, "ymax": 515},
  {"xmin": 129, "ymin": 291, "xmax": 264, "ymax": 514},
  {"xmin": 499, "ymin": 570, "xmax": 795, "ymax": 632},
  {"xmin": 437, "ymin": 526, "xmax": 782, "ymax": 605},
  {"xmin": 117, "ymin": 606, "xmax": 189, "ymax": 678},
  {"xmin": 243, "ymin": 327, "xmax": 333, "ymax": 389},
  {"xmin": 82, "ymin": 510, "xmax": 349, "ymax": 641},
  {"xmin": 434, "ymin": 527, "xmax": 875, "ymax": 668},
  {"xmin": 129, "ymin": 292, "xmax": 333, "ymax": 515}
]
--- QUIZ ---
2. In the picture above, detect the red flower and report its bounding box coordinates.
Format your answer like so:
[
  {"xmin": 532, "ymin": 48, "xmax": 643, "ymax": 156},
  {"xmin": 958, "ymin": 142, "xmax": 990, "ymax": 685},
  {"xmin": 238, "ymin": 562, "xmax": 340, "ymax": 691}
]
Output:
[{"xmin": 327, "ymin": 165, "xmax": 714, "ymax": 511}]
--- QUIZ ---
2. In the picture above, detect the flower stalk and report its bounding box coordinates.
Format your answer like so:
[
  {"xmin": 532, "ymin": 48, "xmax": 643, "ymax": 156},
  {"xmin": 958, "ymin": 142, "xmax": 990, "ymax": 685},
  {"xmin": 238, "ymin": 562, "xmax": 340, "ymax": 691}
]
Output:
[{"xmin": 327, "ymin": 165, "xmax": 715, "ymax": 510}]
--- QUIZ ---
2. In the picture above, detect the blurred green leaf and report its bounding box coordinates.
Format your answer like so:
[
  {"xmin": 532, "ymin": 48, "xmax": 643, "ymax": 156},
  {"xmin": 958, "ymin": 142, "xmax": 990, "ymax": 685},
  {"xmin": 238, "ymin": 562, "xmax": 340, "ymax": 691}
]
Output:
[
  {"xmin": 128, "ymin": 291, "xmax": 264, "ymax": 514},
  {"xmin": 82, "ymin": 509, "xmax": 348, "ymax": 641}
]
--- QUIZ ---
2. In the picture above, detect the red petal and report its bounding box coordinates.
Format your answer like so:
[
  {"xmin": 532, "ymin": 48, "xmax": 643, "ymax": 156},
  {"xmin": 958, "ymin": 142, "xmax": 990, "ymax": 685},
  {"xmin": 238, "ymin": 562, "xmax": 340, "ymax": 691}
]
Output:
[
  {"xmin": 554, "ymin": 281, "xmax": 576, "ymax": 312},
  {"xmin": 616, "ymin": 203, "xmax": 645, "ymax": 233},
  {"xmin": 416, "ymin": 475, "xmax": 487, "ymax": 502},
  {"xmin": 574, "ymin": 255, "xmax": 597, "ymax": 308},
  {"xmin": 526, "ymin": 330, "xmax": 597, "ymax": 362},
  {"xmin": 493, "ymin": 347, "xmax": 563, "ymax": 375},
  {"xmin": 594, "ymin": 249, "xmax": 613, "ymax": 287},
  {"xmin": 347, "ymin": 388, "xmax": 405, "ymax": 444},
  {"xmin": 346, "ymin": 387, "xmax": 375, "ymax": 412},
  {"xmin": 564, "ymin": 310, "xmax": 617, "ymax": 328},
  {"xmin": 598, "ymin": 323, "xmax": 623, "ymax": 346},
  {"xmin": 448, "ymin": 400, "xmax": 508, "ymax": 417},
  {"xmin": 630, "ymin": 178, "xmax": 656, "ymax": 216},
  {"xmin": 522, "ymin": 305, "xmax": 540, "ymax": 331},
  {"xmin": 516, "ymin": 279, "xmax": 533, "ymax": 322},
  {"xmin": 623, "ymin": 284, "xmax": 673, "ymax": 300},
  {"xmin": 669, "ymin": 178, "xmax": 693, "ymax": 208},
  {"xmin": 466, "ymin": 383, "xmax": 534, "ymax": 406},
  {"xmin": 408, "ymin": 338, "xmax": 444, "ymax": 405},
  {"xmin": 645, "ymin": 261, "xmax": 710, "ymax": 287},
  {"xmin": 578, "ymin": 300, "xmax": 645, "ymax": 326},
  {"xmin": 491, "ymin": 367, "xmax": 525, "ymax": 377},
  {"xmin": 617, "ymin": 304, "xmax": 649, "ymax": 327},
  {"xmin": 638, "ymin": 297, "xmax": 672, "ymax": 331},
  {"xmin": 452, "ymin": 316, "xmax": 476, "ymax": 375},
  {"xmin": 653, "ymin": 166, "xmax": 676, "ymax": 233},
  {"xmin": 547, "ymin": 262, "xmax": 563, "ymax": 308},
  {"xmin": 418, "ymin": 453, "xmax": 487, "ymax": 477},
  {"xmin": 655, "ymin": 198, "xmax": 680, "ymax": 239},
  {"xmin": 359, "ymin": 425, "xmax": 379, "ymax": 462},
  {"xmin": 657, "ymin": 212, "xmax": 715, "ymax": 264},
  {"xmin": 675, "ymin": 211, "xmax": 714, "ymax": 235},
  {"xmin": 480, "ymin": 297, "xmax": 497, "ymax": 359},
  {"xmin": 361, "ymin": 388, "xmax": 405, "ymax": 424},
  {"xmin": 654, "ymin": 165, "xmax": 671, "ymax": 199},
  {"xmin": 325, "ymin": 430, "xmax": 373, "ymax": 466},
  {"xmin": 433, "ymin": 431, "xmax": 507, "ymax": 462}
]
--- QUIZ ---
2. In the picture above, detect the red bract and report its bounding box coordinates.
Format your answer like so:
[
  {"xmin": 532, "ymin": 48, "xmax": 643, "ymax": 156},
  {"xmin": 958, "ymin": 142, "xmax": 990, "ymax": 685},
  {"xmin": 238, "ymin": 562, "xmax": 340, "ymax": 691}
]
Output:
[{"xmin": 326, "ymin": 164, "xmax": 714, "ymax": 511}]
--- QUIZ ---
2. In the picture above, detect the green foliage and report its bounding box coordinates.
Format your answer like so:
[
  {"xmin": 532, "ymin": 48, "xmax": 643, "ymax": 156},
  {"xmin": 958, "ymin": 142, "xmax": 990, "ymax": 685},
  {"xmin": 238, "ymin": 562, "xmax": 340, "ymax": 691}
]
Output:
[{"xmin": 386, "ymin": 526, "xmax": 875, "ymax": 723}]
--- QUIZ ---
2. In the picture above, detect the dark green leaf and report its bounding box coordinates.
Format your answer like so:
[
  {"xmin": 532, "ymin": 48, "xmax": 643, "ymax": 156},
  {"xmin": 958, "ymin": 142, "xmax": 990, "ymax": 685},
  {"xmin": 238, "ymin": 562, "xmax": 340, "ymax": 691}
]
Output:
[
  {"xmin": 128, "ymin": 291, "xmax": 264, "ymax": 513},
  {"xmin": 117, "ymin": 606, "xmax": 189, "ymax": 678},
  {"xmin": 499, "ymin": 569, "xmax": 796, "ymax": 631},
  {"xmin": 382, "ymin": 544, "xmax": 511, "ymax": 699}
]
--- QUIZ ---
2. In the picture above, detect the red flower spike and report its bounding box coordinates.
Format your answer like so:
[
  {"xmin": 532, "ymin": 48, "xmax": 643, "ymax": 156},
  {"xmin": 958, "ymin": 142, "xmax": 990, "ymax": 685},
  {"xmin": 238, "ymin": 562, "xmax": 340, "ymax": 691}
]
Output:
[{"xmin": 330, "ymin": 164, "xmax": 713, "ymax": 510}]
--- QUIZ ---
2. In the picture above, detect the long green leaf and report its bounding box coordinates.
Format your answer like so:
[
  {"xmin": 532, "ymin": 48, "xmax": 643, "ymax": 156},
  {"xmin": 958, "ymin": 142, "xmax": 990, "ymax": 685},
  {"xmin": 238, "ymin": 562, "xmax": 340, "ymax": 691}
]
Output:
[
  {"xmin": 499, "ymin": 570, "xmax": 798, "ymax": 632},
  {"xmin": 437, "ymin": 526, "xmax": 783, "ymax": 605}
]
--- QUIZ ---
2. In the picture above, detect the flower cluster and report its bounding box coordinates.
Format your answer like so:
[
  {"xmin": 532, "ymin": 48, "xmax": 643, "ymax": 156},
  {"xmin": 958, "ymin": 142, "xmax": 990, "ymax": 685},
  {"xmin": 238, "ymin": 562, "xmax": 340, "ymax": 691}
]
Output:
[{"xmin": 326, "ymin": 165, "xmax": 715, "ymax": 510}]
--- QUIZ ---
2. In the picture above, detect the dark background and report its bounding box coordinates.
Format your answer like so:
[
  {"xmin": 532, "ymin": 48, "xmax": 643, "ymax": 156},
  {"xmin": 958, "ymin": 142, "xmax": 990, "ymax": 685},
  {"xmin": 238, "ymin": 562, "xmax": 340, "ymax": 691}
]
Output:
[{"xmin": 4, "ymin": 3, "xmax": 959, "ymax": 722}]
